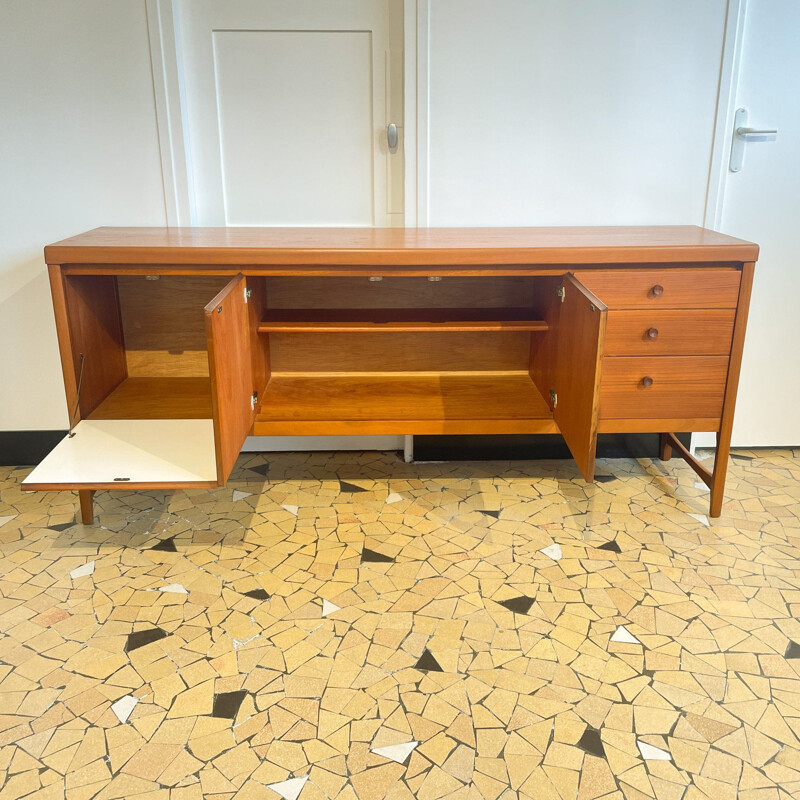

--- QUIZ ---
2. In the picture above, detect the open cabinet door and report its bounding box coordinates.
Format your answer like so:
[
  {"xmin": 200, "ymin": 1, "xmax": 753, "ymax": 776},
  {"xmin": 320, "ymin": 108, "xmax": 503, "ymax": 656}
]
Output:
[
  {"xmin": 205, "ymin": 274, "xmax": 256, "ymax": 485},
  {"xmin": 552, "ymin": 275, "xmax": 608, "ymax": 481}
]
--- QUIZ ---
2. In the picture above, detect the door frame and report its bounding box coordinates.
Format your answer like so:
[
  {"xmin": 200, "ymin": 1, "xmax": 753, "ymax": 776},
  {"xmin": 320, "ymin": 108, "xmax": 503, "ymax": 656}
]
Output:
[
  {"xmin": 146, "ymin": 0, "xmax": 422, "ymax": 226},
  {"xmin": 145, "ymin": 0, "xmax": 194, "ymax": 225},
  {"xmin": 694, "ymin": 0, "xmax": 747, "ymax": 449},
  {"xmin": 703, "ymin": 0, "xmax": 748, "ymax": 234}
]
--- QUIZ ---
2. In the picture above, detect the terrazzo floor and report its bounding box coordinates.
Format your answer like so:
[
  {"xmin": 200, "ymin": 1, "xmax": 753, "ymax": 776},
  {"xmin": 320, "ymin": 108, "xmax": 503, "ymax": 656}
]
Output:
[{"xmin": 1, "ymin": 447, "xmax": 799, "ymax": 800}]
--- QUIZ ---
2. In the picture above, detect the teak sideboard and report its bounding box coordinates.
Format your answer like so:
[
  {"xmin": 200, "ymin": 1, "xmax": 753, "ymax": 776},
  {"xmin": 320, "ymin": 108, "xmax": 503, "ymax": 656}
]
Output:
[{"xmin": 23, "ymin": 226, "xmax": 758, "ymax": 523}]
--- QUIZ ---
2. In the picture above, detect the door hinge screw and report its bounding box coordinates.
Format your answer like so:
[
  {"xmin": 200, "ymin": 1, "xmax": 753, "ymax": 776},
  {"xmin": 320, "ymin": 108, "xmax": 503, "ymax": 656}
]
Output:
[
  {"xmin": 549, "ymin": 390, "xmax": 558, "ymax": 408},
  {"xmin": 557, "ymin": 286, "xmax": 565, "ymax": 302}
]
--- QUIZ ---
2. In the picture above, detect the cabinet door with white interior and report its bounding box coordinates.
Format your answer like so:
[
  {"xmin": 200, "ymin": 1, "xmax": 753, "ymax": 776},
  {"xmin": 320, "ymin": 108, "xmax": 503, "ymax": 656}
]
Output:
[
  {"xmin": 174, "ymin": 0, "xmax": 403, "ymax": 227},
  {"xmin": 21, "ymin": 419, "xmax": 219, "ymax": 492},
  {"xmin": 22, "ymin": 273, "xmax": 221, "ymax": 493}
]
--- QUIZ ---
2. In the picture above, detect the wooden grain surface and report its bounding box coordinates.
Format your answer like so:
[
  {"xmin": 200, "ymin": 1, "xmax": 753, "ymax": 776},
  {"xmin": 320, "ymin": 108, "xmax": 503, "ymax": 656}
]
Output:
[
  {"xmin": 247, "ymin": 277, "xmax": 270, "ymax": 402},
  {"xmin": 710, "ymin": 261, "xmax": 757, "ymax": 516},
  {"xmin": 48, "ymin": 266, "xmax": 81, "ymax": 423},
  {"xmin": 63, "ymin": 275, "xmax": 127, "ymax": 417},
  {"xmin": 263, "ymin": 276, "xmax": 539, "ymax": 308},
  {"xmin": 599, "ymin": 356, "xmax": 728, "ymax": 419},
  {"xmin": 597, "ymin": 417, "xmax": 721, "ymax": 433},
  {"xmin": 118, "ymin": 275, "xmax": 228, "ymax": 377},
  {"xmin": 575, "ymin": 268, "xmax": 741, "ymax": 309},
  {"xmin": 528, "ymin": 276, "xmax": 561, "ymax": 418},
  {"xmin": 45, "ymin": 225, "xmax": 759, "ymax": 266},
  {"xmin": 551, "ymin": 275, "xmax": 608, "ymax": 482},
  {"xmin": 255, "ymin": 373, "xmax": 554, "ymax": 430},
  {"xmin": 604, "ymin": 309, "xmax": 736, "ymax": 355},
  {"xmin": 269, "ymin": 331, "xmax": 532, "ymax": 373},
  {"xmin": 87, "ymin": 377, "xmax": 212, "ymax": 419},
  {"xmin": 258, "ymin": 308, "xmax": 549, "ymax": 333},
  {"xmin": 205, "ymin": 275, "xmax": 255, "ymax": 484}
]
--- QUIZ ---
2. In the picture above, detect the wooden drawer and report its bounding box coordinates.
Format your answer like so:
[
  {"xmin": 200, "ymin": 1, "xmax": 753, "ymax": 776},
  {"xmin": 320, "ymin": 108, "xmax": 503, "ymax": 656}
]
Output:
[
  {"xmin": 599, "ymin": 356, "xmax": 728, "ymax": 419},
  {"xmin": 604, "ymin": 309, "xmax": 735, "ymax": 356},
  {"xmin": 576, "ymin": 268, "xmax": 741, "ymax": 309}
]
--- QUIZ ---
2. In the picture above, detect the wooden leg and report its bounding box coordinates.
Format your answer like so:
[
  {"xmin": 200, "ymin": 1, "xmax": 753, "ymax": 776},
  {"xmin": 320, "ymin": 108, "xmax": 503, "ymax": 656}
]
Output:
[
  {"xmin": 78, "ymin": 490, "xmax": 95, "ymax": 525},
  {"xmin": 707, "ymin": 261, "xmax": 755, "ymax": 517},
  {"xmin": 658, "ymin": 433, "xmax": 673, "ymax": 461},
  {"xmin": 709, "ymin": 431, "xmax": 731, "ymax": 518}
]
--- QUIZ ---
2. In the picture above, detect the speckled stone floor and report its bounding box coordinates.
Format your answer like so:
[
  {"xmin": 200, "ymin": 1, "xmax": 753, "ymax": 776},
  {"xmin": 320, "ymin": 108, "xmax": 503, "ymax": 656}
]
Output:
[{"xmin": 1, "ymin": 447, "xmax": 799, "ymax": 800}]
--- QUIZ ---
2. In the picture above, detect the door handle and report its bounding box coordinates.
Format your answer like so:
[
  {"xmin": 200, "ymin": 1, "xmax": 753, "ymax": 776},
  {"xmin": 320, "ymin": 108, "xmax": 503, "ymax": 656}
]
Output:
[
  {"xmin": 729, "ymin": 108, "xmax": 778, "ymax": 173},
  {"xmin": 387, "ymin": 123, "xmax": 399, "ymax": 153},
  {"xmin": 736, "ymin": 126, "xmax": 778, "ymax": 137}
]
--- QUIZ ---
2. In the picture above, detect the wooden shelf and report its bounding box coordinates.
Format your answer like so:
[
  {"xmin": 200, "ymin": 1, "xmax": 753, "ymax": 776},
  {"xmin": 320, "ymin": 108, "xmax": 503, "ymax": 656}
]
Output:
[
  {"xmin": 253, "ymin": 373, "xmax": 557, "ymax": 436},
  {"xmin": 258, "ymin": 308, "xmax": 549, "ymax": 333},
  {"xmin": 88, "ymin": 377, "xmax": 212, "ymax": 420}
]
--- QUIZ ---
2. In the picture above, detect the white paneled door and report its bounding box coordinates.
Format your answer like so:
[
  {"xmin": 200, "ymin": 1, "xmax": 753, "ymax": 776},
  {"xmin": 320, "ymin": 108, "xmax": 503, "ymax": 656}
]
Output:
[
  {"xmin": 174, "ymin": 0, "xmax": 402, "ymax": 227},
  {"xmin": 718, "ymin": 0, "xmax": 800, "ymax": 445}
]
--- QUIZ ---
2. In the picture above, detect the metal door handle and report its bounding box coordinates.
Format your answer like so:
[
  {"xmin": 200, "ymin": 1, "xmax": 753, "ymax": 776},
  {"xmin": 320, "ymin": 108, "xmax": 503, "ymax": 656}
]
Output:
[
  {"xmin": 730, "ymin": 108, "xmax": 778, "ymax": 172},
  {"xmin": 387, "ymin": 123, "xmax": 398, "ymax": 153},
  {"xmin": 737, "ymin": 127, "xmax": 778, "ymax": 137}
]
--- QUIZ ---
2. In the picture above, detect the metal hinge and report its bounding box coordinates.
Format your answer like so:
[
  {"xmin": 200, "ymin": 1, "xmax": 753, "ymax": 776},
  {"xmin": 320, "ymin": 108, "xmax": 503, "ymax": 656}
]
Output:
[
  {"xmin": 556, "ymin": 285, "xmax": 565, "ymax": 302},
  {"xmin": 250, "ymin": 392, "xmax": 258, "ymax": 410},
  {"xmin": 244, "ymin": 287, "xmax": 251, "ymax": 303},
  {"xmin": 549, "ymin": 389, "xmax": 558, "ymax": 408}
]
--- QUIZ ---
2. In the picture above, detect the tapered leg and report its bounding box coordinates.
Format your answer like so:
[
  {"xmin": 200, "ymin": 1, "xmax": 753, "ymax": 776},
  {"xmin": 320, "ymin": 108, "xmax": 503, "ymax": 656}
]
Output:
[
  {"xmin": 78, "ymin": 490, "xmax": 95, "ymax": 524},
  {"xmin": 658, "ymin": 433, "xmax": 673, "ymax": 461},
  {"xmin": 709, "ymin": 431, "xmax": 731, "ymax": 518},
  {"xmin": 708, "ymin": 261, "xmax": 755, "ymax": 518}
]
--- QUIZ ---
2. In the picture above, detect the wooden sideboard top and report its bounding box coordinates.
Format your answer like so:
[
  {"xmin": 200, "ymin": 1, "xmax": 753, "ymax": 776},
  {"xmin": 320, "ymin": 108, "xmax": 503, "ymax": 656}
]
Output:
[{"xmin": 45, "ymin": 225, "xmax": 758, "ymax": 267}]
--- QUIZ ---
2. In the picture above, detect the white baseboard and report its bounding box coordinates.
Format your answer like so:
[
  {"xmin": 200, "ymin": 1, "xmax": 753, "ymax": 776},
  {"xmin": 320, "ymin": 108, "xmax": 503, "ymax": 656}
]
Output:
[
  {"xmin": 242, "ymin": 435, "xmax": 404, "ymax": 452},
  {"xmin": 692, "ymin": 432, "xmax": 716, "ymax": 450}
]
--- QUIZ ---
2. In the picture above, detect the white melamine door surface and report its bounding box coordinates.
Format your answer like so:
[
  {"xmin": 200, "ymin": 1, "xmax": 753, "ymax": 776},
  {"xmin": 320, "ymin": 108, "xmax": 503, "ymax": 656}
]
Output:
[
  {"xmin": 174, "ymin": 0, "xmax": 401, "ymax": 227},
  {"xmin": 22, "ymin": 420, "xmax": 218, "ymax": 489},
  {"xmin": 717, "ymin": 0, "xmax": 800, "ymax": 445}
]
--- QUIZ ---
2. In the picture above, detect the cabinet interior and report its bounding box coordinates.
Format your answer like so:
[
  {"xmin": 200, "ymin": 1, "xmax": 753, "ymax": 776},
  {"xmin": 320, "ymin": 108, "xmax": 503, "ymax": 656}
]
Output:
[
  {"xmin": 65, "ymin": 275, "xmax": 228, "ymax": 421},
  {"xmin": 64, "ymin": 274, "xmax": 571, "ymax": 432}
]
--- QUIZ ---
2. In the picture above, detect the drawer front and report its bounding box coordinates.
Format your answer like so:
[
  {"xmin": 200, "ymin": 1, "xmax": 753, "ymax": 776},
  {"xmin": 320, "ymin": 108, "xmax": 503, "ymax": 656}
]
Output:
[
  {"xmin": 577, "ymin": 269, "xmax": 741, "ymax": 309},
  {"xmin": 599, "ymin": 356, "xmax": 728, "ymax": 419},
  {"xmin": 605, "ymin": 309, "xmax": 736, "ymax": 356}
]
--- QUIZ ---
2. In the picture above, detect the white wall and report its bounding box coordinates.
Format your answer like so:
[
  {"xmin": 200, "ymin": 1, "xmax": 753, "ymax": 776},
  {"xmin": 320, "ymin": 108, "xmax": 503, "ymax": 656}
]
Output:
[
  {"xmin": 1, "ymin": 0, "xmax": 763, "ymax": 446},
  {"xmin": 0, "ymin": 0, "xmax": 167, "ymax": 431},
  {"xmin": 426, "ymin": 0, "xmax": 728, "ymax": 226}
]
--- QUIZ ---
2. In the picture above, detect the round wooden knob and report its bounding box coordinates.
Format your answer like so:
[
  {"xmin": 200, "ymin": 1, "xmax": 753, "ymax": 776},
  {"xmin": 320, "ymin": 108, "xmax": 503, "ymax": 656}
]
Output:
[
  {"xmin": 641, "ymin": 376, "xmax": 654, "ymax": 388},
  {"xmin": 646, "ymin": 327, "xmax": 659, "ymax": 339},
  {"xmin": 651, "ymin": 284, "xmax": 664, "ymax": 297}
]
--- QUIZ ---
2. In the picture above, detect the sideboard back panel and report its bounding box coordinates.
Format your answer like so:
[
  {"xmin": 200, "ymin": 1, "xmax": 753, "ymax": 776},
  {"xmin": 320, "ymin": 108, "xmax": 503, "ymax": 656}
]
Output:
[{"xmin": 117, "ymin": 275, "xmax": 229, "ymax": 377}]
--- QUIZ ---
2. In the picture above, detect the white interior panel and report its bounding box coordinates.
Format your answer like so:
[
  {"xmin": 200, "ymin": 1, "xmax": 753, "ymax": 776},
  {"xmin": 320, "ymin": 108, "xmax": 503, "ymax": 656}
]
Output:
[
  {"xmin": 23, "ymin": 420, "xmax": 218, "ymax": 486},
  {"xmin": 213, "ymin": 30, "xmax": 374, "ymax": 226}
]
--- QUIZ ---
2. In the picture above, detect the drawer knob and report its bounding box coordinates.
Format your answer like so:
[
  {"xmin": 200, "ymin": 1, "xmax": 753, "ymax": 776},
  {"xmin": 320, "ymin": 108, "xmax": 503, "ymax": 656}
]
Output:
[
  {"xmin": 641, "ymin": 376, "xmax": 654, "ymax": 388},
  {"xmin": 650, "ymin": 284, "xmax": 664, "ymax": 298},
  {"xmin": 646, "ymin": 327, "xmax": 659, "ymax": 339}
]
